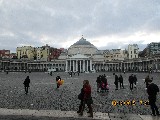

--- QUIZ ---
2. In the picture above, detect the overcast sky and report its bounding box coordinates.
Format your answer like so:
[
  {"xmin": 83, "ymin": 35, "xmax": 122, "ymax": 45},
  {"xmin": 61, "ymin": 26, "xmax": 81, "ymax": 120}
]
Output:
[{"xmin": 0, "ymin": 0, "xmax": 160, "ymax": 53}]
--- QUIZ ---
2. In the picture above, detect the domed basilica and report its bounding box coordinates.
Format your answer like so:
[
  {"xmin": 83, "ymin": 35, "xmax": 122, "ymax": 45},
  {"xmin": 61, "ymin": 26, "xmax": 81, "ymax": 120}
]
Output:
[{"xmin": 68, "ymin": 37, "xmax": 98, "ymax": 56}]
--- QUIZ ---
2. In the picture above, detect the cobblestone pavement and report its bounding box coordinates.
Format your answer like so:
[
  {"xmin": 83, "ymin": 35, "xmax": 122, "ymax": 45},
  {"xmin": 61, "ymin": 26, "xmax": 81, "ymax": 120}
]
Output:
[{"xmin": 0, "ymin": 72, "xmax": 159, "ymax": 115}]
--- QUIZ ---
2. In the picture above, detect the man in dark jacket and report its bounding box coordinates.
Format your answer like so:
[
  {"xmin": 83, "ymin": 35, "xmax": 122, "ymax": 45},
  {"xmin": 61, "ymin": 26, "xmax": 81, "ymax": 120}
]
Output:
[
  {"xmin": 96, "ymin": 75, "xmax": 101, "ymax": 92},
  {"xmin": 147, "ymin": 80, "xmax": 159, "ymax": 116},
  {"xmin": 114, "ymin": 74, "xmax": 119, "ymax": 90},
  {"xmin": 23, "ymin": 76, "xmax": 30, "ymax": 94},
  {"xmin": 119, "ymin": 75, "xmax": 124, "ymax": 89},
  {"xmin": 133, "ymin": 75, "xmax": 137, "ymax": 88},
  {"xmin": 129, "ymin": 74, "xmax": 134, "ymax": 91}
]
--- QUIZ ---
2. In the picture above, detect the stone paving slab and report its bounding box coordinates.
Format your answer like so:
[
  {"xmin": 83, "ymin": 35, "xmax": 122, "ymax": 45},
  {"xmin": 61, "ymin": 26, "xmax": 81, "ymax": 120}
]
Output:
[{"xmin": 0, "ymin": 108, "xmax": 159, "ymax": 120}]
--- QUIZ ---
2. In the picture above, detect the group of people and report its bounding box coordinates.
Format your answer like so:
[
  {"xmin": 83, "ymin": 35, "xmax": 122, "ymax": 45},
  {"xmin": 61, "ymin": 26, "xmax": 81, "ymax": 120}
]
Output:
[
  {"xmin": 23, "ymin": 72, "xmax": 159, "ymax": 117},
  {"xmin": 113, "ymin": 73, "xmax": 137, "ymax": 90},
  {"xmin": 113, "ymin": 73, "xmax": 125, "ymax": 90},
  {"xmin": 96, "ymin": 74, "xmax": 109, "ymax": 92},
  {"xmin": 128, "ymin": 74, "xmax": 137, "ymax": 91},
  {"xmin": 68, "ymin": 71, "xmax": 80, "ymax": 77}
]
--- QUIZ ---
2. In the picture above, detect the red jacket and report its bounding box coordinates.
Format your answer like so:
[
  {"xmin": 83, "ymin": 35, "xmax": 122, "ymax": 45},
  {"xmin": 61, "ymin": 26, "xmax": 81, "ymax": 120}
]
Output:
[{"xmin": 83, "ymin": 84, "xmax": 91, "ymax": 99}]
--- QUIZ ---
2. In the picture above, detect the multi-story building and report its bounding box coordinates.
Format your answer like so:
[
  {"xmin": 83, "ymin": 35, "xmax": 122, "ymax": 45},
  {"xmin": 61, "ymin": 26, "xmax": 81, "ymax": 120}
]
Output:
[
  {"xmin": 0, "ymin": 50, "xmax": 10, "ymax": 58},
  {"xmin": 16, "ymin": 46, "xmax": 36, "ymax": 60},
  {"xmin": 128, "ymin": 44, "xmax": 139, "ymax": 59},
  {"xmin": 103, "ymin": 49, "xmax": 127, "ymax": 61},
  {"xmin": 36, "ymin": 44, "xmax": 50, "ymax": 61},
  {"xmin": 147, "ymin": 42, "xmax": 160, "ymax": 56}
]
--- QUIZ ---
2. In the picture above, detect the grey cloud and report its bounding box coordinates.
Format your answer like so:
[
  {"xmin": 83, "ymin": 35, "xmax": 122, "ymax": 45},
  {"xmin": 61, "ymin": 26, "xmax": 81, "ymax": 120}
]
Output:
[{"xmin": 0, "ymin": 0, "xmax": 159, "ymax": 52}]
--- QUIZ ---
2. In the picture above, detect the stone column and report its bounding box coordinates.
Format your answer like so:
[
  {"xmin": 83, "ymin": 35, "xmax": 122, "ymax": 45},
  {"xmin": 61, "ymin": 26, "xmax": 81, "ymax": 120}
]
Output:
[
  {"xmin": 83, "ymin": 60, "xmax": 85, "ymax": 72},
  {"xmin": 90, "ymin": 60, "xmax": 92, "ymax": 71},
  {"xmin": 155, "ymin": 59, "xmax": 158, "ymax": 71},
  {"xmin": 76, "ymin": 60, "xmax": 78, "ymax": 72},
  {"xmin": 73, "ymin": 60, "xmax": 75, "ymax": 72},
  {"xmin": 87, "ymin": 60, "xmax": 88, "ymax": 72},
  {"xmin": 80, "ymin": 60, "xmax": 82, "ymax": 72},
  {"xmin": 69, "ymin": 60, "xmax": 71, "ymax": 71},
  {"xmin": 65, "ymin": 60, "xmax": 68, "ymax": 72}
]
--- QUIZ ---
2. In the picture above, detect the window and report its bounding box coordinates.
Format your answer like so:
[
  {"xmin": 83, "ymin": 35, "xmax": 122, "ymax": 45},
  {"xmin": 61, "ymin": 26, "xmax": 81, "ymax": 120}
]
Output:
[
  {"xmin": 131, "ymin": 51, "xmax": 132, "ymax": 54},
  {"xmin": 131, "ymin": 55, "xmax": 132, "ymax": 58}
]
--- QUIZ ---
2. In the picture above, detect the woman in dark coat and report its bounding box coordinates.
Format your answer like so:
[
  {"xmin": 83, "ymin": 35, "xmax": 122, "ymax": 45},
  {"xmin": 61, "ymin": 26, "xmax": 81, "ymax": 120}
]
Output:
[
  {"xmin": 78, "ymin": 80, "xmax": 93, "ymax": 118},
  {"xmin": 23, "ymin": 76, "xmax": 30, "ymax": 94}
]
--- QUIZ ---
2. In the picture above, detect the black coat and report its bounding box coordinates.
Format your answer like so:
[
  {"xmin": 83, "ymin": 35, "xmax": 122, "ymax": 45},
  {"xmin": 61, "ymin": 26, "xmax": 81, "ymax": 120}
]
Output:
[
  {"xmin": 114, "ymin": 75, "xmax": 119, "ymax": 85},
  {"xmin": 119, "ymin": 76, "xmax": 123, "ymax": 83},
  {"xmin": 147, "ymin": 83, "xmax": 159, "ymax": 97},
  {"xmin": 24, "ymin": 78, "xmax": 30, "ymax": 87},
  {"xmin": 129, "ymin": 75, "xmax": 134, "ymax": 83}
]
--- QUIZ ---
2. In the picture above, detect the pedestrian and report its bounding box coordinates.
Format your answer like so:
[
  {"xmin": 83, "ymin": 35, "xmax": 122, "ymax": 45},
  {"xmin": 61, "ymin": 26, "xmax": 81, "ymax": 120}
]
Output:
[
  {"xmin": 56, "ymin": 76, "xmax": 61, "ymax": 89},
  {"xmin": 77, "ymin": 85, "xmax": 84, "ymax": 113},
  {"xmin": 96, "ymin": 75, "xmax": 101, "ymax": 92},
  {"xmin": 133, "ymin": 75, "xmax": 137, "ymax": 88},
  {"xmin": 23, "ymin": 76, "xmax": 30, "ymax": 94},
  {"xmin": 119, "ymin": 74, "xmax": 124, "ymax": 89},
  {"xmin": 144, "ymin": 75, "xmax": 150, "ymax": 89},
  {"xmin": 114, "ymin": 74, "xmax": 119, "ymax": 90},
  {"xmin": 128, "ymin": 74, "xmax": 134, "ymax": 91},
  {"xmin": 79, "ymin": 80, "xmax": 93, "ymax": 118},
  {"xmin": 147, "ymin": 80, "xmax": 159, "ymax": 116}
]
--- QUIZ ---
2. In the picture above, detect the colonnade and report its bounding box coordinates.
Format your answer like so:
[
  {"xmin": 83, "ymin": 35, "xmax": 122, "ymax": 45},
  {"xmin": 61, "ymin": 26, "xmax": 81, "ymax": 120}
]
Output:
[
  {"xmin": 65, "ymin": 59, "xmax": 92, "ymax": 72},
  {"xmin": 0, "ymin": 58, "xmax": 160, "ymax": 72}
]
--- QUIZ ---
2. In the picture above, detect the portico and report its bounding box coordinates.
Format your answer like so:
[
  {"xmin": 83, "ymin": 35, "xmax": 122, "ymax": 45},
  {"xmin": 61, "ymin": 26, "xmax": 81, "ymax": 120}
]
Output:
[{"xmin": 65, "ymin": 54, "xmax": 92, "ymax": 72}]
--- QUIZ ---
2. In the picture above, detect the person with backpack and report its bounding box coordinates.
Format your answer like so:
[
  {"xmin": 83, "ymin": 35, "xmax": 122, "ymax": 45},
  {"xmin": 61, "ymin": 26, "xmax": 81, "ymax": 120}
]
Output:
[{"xmin": 147, "ymin": 80, "xmax": 159, "ymax": 116}]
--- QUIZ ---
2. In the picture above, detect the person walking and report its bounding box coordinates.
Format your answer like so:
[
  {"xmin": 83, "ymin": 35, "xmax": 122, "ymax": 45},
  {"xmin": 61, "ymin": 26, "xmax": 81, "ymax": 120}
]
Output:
[
  {"xmin": 56, "ymin": 76, "xmax": 61, "ymax": 89},
  {"xmin": 114, "ymin": 73, "xmax": 119, "ymax": 90},
  {"xmin": 128, "ymin": 74, "xmax": 134, "ymax": 91},
  {"xmin": 145, "ymin": 75, "xmax": 150, "ymax": 89},
  {"xmin": 77, "ymin": 85, "xmax": 84, "ymax": 114},
  {"xmin": 79, "ymin": 80, "xmax": 93, "ymax": 118},
  {"xmin": 119, "ymin": 74, "xmax": 124, "ymax": 89},
  {"xmin": 23, "ymin": 76, "xmax": 30, "ymax": 94},
  {"xmin": 133, "ymin": 75, "xmax": 137, "ymax": 88},
  {"xmin": 147, "ymin": 80, "xmax": 159, "ymax": 116},
  {"xmin": 96, "ymin": 75, "xmax": 101, "ymax": 92}
]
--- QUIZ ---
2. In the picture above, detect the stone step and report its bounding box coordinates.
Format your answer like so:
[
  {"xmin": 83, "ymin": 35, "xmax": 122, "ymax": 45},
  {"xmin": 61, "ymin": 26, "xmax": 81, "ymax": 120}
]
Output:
[{"xmin": 0, "ymin": 108, "xmax": 158, "ymax": 120}]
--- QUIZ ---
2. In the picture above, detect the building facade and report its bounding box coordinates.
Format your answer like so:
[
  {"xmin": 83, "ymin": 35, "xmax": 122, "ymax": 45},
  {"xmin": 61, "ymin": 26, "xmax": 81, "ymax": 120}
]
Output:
[
  {"xmin": 1, "ymin": 37, "xmax": 160, "ymax": 72},
  {"xmin": 103, "ymin": 49, "xmax": 127, "ymax": 61},
  {"xmin": 128, "ymin": 44, "xmax": 139, "ymax": 59},
  {"xmin": 16, "ymin": 46, "xmax": 35, "ymax": 60},
  {"xmin": 0, "ymin": 50, "xmax": 10, "ymax": 58},
  {"xmin": 147, "ymin": 42, "xmax": 160, "ymax": 56}
]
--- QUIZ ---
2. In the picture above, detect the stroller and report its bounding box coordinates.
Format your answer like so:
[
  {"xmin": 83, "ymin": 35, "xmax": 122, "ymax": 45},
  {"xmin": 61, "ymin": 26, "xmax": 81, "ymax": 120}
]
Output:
[{"xmin": 100, "ymin": 81, "xmax": 109, "ymax": 92}]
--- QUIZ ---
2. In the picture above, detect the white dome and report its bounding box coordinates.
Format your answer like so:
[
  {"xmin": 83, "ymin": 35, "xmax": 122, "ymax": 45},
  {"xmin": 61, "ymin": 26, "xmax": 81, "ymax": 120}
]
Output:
[{"xmin": 68, "ymin": 37, "xmax": 98, "ymax": 55}]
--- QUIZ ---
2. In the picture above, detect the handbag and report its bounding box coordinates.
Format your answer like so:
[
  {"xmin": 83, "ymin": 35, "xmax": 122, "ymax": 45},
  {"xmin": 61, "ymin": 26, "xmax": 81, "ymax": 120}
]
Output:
[{"xmin": 78, "ymin": 93, "xmax": 83, "ymax": 100}]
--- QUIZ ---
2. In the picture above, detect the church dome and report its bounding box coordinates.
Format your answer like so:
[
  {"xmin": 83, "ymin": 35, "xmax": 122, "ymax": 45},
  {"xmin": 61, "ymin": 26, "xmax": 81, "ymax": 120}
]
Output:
[
  {"xmin": 68, "ymin": 37, "xmax": 98, "ymax": 55},
  {"xmin": 73, "ymin": 37, "xmax": 92, "ymax": 45}
]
